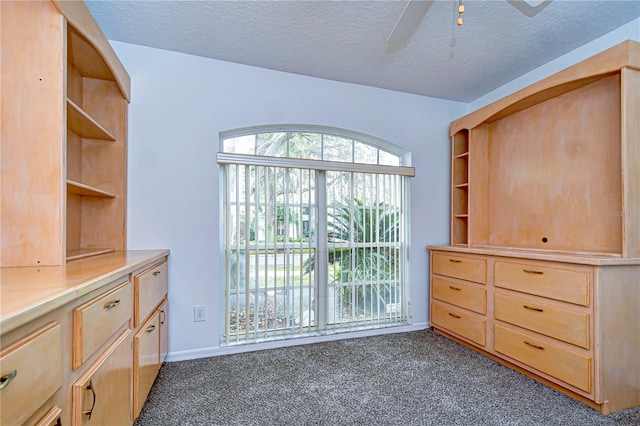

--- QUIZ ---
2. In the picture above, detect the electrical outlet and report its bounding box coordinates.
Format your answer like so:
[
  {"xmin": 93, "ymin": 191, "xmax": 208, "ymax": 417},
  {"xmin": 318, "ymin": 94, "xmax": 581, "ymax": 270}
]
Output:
[{"xmin": 194, "ymin": 305, "xmax": 206, "ymax": 322}]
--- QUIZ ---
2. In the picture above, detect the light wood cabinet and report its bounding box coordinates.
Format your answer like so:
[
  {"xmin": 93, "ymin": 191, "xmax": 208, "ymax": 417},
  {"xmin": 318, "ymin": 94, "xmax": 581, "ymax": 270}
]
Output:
[
  {"xmin": 0, "ymin": 0, "xmax": 130, "ymax": 267},
  {"xmin": 494, "ymin": 260, "xmax": 590, "ymax": 306},
  {"xmin": 431, "ymin": 40, "xmax": 640, "ymax": 414},
  {"xmin": 432, "ymin": 252, "xmax": 486, "ymax": 284},
  {"xmin": 72, "ymin": 330, "xmax": 132, "ymax": 426},
  {"xmin": 494, "ymin": 292, "xmax": 589, "ymax": 349},
  {"xmin": 0, "ymin": 1, "xmax": 169, "ymax": 423},
  {"xmin": 134, "ymin": 310, "xmax": 161, "ymax": 418},
  {"xmin": 1, "ymin": 251, "xmax": 169, "ymax": 426},
  {"xmin": 432, "ymin": 276, "xmax": 486, "ymax": 315},
  {"xmin": 134, "ymin": 260, "xmax": 169, "ymax": 327},
  {"xmin": 430, "ymin": 248, "xmax": 639, "ymax": 414},
  {"xmin": 132, "ymin": 260, "xmax": 170, "ymax": 420},
  {"xmin": 73, "ymin": 279, "xmax": 132, "ymax": 369},
  {"xmin": 34, "ymin": 406, "xmax": 63, "ymax": 426},
  {"xmin": 430, "ymin": 252, "xmax": 488, "ymax": 348},
  {"xmin": 0, "ymin": 323, "xmax": 63, "ymax": 426},
  {"xmin": 431, "ymin": 301, "xmax": 486, "ymax": 346},
  {"xmin": 159, "ymin": 300, "xmax": 169, "ymax": 365},
  {"xmin": 494, "ymin": 323, "xmax": 592, "ymax": 393}
]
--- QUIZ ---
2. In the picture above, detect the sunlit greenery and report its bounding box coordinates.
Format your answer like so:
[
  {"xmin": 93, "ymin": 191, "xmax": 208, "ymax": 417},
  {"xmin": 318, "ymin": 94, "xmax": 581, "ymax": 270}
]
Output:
[{"xmin": 304, "ymin": 198, "xmax": 400, "ymax": 313}]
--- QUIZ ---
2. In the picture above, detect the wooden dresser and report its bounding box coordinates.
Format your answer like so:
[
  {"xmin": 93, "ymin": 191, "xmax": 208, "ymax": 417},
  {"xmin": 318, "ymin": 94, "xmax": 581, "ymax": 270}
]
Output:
[
  {"xmin": 429, "ymin": 40, "xmax": 640, "ymax": 414},
  {"xmin": 1, "ymin": 250, "xmax": 169, "ymax": 425}
]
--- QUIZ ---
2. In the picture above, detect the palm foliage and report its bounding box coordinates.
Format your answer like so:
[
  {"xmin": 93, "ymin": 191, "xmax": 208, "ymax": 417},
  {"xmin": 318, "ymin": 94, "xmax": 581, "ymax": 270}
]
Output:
[{"xmin": 304, "ymin": 198, "xmax": 401, "ymax": 316}]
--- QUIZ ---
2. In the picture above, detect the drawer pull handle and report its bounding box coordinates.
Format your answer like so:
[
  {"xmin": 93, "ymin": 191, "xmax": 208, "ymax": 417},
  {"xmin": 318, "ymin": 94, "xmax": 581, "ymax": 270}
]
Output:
[
  {"xmin": 160, "ymin": 309, "xmax": 166, "ymax": 324},
  {"xmin": 82, "ymin": 380, "xmax": 96, "ymax": 420},
  {"xmin": 153, "ymin": 271, "xmax": 162, "ymax": 276},
  {"xmin": 146, "ymin": 324, "xmax": 156, "ymax": 333},
  {"xmin": 103, "ymin": 299, "xmax": 121, "ymax": 310},
  {"xmin": 523, "ymin": 305, "xmax": 543, "ymax": 312},
  {"xmin": 448, "ymin": 313, "xmax": 461, "ymax": 319},
  {"xmin": 449, "ymin": 286, "xmax": 462, "ymax": 291},
  {"xmin": 523, "ymin": 269, "xmax": 544, "ymax": 275},
  {"xmin": 524, "ymin": 341, "xmax": 544, "ymax": 350},
  {"xmin": 449, "ymin": 259, "xmax": 462, "ymax": 263},
  {"xmin": 0, "ymin": 369, "xmax": 17, "ymax": 390}
]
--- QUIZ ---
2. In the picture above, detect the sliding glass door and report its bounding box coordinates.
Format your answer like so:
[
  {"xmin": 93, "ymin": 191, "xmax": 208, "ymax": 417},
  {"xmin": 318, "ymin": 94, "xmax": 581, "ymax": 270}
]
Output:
[{"xmin": 220, "ymin": 128, "xmax": 412, "ymax": 345}]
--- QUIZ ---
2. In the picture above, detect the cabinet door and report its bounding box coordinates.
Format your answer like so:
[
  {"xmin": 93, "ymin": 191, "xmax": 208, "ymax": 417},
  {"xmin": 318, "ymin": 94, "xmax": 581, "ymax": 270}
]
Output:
[
  {"xmin": 134, "ymin": 311, "xmax": 161, "ymax": 418},
  {"xmin": 33, "ymin": 405, "xmax": 62, "ymax": 426},
  {"xmin": 159, "ymin": 299, "xmax": 169, "ymax": 364},
  {"xmin": 72, "ymin": 330, "xmax": 132, "ymax": 426}
]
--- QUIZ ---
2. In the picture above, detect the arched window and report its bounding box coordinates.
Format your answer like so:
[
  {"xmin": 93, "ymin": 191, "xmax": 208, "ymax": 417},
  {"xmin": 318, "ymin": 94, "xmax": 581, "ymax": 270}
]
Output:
[{"xmin": 218, "ymin": 125, "xmax": 414, "ymax": 344}]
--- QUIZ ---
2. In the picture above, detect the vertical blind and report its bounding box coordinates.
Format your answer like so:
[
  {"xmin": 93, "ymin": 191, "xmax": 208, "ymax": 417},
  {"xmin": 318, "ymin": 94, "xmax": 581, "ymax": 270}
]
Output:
[{"xmin": 219, "ymin": 128, "xmax": 412, "ymax": 345}]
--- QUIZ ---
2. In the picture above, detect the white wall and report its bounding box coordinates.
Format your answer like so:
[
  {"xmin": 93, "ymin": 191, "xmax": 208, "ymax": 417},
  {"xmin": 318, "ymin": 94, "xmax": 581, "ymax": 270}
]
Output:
[
  {"xmin": 113, "ymin": 41, "xmax": 467, "ymax": 360},
  {"xmin": 115, "ymin": 19, "xmax": 639, "ymax": 361},
  {"xmin": 469, "ymin": 18, "xmax": 640, "ymax": 111}
]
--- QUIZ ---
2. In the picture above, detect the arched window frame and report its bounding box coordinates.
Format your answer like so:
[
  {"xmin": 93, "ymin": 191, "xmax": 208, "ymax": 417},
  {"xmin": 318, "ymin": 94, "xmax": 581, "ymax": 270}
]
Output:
[
  {"xmin": 218, "ymin": 125, "xmax": 413, "ymax": 344},
  {"xmin": 218, "ymin": 124, "xmax": 413, "ymax": 174}
]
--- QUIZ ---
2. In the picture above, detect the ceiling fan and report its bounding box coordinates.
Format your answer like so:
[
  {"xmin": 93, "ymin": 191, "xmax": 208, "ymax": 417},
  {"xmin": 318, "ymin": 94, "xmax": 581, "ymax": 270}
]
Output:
[{"xmin": 386, "ymin": 0, "xmax": 553, "ymax": 52}]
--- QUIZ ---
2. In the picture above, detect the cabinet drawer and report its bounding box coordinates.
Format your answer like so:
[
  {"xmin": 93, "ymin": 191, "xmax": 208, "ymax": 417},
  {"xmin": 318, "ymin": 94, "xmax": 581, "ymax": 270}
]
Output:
[
  {"xmin": 135, "ymin": 260, "xmax": 168, "ymax": 326},
  {"xmin": 0, "ymin": 323, "xmax": 62, "ymax": 426},
  {"xmin": 494, "ymin": 292, "xmax": 589, "ymax": 349},
  {"xmin": 431, "ymin": 301, "xmax": 486, "ymax": 346},
  {"xmin": 73, "ymin": 281, "xmax": 132, "ymax": 369},
  {"xmin": 134, "ymin": 310, "xmax": 161, "ymax": 418},
  {"xmin": 494, "ymin": 324, "xmax": 591, "ymax": 393},
  {"xmin": 432, "ymin": 276, "xmax": 486, "ymax": 314},
  {"xmin": 432, "ymin": 252, "xmax": 486, "ymax": 284},
  {"xmin": 494, "ymin": 261, "xmax": 589, "ymax": 306}
]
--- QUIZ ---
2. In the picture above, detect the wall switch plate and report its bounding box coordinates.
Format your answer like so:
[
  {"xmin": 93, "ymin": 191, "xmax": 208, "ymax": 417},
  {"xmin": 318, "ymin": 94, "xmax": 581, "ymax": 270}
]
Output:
[{"xmin": 194, "ymin": 305, "xmax": 206, "ymax": 322}]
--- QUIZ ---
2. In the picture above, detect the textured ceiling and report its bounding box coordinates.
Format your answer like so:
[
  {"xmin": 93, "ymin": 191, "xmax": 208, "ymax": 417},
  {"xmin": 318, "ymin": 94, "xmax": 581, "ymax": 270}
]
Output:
[{"xmin": 86, "ymin": 0, "xmax": 640, "ymax": 102}]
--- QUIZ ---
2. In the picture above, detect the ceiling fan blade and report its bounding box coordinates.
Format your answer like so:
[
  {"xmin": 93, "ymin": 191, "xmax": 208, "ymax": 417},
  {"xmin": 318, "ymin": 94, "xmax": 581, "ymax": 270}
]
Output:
[
  {"xmin": 386, "ymin": 0, "xmax": 434, "ymax": 53},
  {"xmin": 506, "ymin": 0, "xmax": 553, "ymax": 18}
]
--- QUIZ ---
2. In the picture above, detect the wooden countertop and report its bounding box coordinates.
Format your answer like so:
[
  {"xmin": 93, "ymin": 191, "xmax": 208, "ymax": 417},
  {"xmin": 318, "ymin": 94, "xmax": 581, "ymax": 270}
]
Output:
[
  {"xmin": 427, "ymin": 245, "xmax": 640, "ymax": 266},
  {"xmin": 0, "ymin": 250, "xmax": 169, "ymax": 334}
]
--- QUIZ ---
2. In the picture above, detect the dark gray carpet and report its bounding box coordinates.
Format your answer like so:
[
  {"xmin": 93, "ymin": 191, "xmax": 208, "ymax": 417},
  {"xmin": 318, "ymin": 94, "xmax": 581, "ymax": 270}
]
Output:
[{"xmin": 135, "ymin": 329, "xmax": 640, "ymax": 425}]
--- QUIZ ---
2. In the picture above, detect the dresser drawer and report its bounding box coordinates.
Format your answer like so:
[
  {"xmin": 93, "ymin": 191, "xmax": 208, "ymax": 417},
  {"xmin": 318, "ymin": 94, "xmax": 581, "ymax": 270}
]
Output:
[
  {"xmin": 494, "ymin": 292, "xmax": 589, "ymax": 349},
  {"xmin": 432, "ymin": 252, "xmax": 487, "ymax": 284},
  {"xmin": 0, "ymin": 323, "xmax": 62, "ymax": 426},
  {"xmin": 432, "ymin": 276, "xmax": 486, "ymax": 314},
  {"xmin": 494, "ymin": 261, "xmax": 590, "ymax": 306},
  {"xmin": 135, "ymin": 260, "xmax": 168, "ymax": 326},
  {"xmin": 73, "ymin": 281, "xmax": 132, "ymax": 369},
  {"xmin": 431, "ymin": 301, "xmax": 486, "ymax": 346},
  {"xmin": 494, "ymin": 324, "xmax": 591, "ymax": 393}
]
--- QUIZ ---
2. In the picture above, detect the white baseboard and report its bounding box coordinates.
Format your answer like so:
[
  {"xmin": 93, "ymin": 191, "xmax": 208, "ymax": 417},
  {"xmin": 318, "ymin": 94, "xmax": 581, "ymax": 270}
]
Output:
[{"xmin": 165, "ymin": 322, "xmax": 430, "ymax": 362}]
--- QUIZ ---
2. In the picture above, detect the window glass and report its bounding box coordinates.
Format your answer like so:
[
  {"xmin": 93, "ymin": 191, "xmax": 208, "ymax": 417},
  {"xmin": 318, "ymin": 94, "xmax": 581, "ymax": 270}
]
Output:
[
  {"xmin": 221, "ymin": 129, "xmax": 404, "ymax": 166},
  {"xmin": 322, "ymin": 135, "xmax": 353, "ymax": 163},
  {"xmin": 223, "ymin": 135, "xmax": 255, "ymax": 154},
  {"xmin": 379, "ymin": 150, "xmax": 400, "ymax": 166},
  {"xmin": 288, "ymin": 132, "xmax": 322, "ymax": 160},
  {"xmin": 255, "ymin": 132, "xmax": 288, "ymax": 157},
  {"xmin": 353, "ymin": 141, "xmax": 377, "ymax": 165}
]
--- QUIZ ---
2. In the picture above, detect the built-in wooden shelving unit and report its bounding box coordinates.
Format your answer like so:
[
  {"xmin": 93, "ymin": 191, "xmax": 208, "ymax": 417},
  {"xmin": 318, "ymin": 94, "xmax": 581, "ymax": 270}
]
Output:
[
  {"xmin": 451, "ymin": 129, "xmax": 469, "ymax": 246},
  {"xmin": 0, "ymin": 0, "xmax": 130, "ymax": 267}
]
